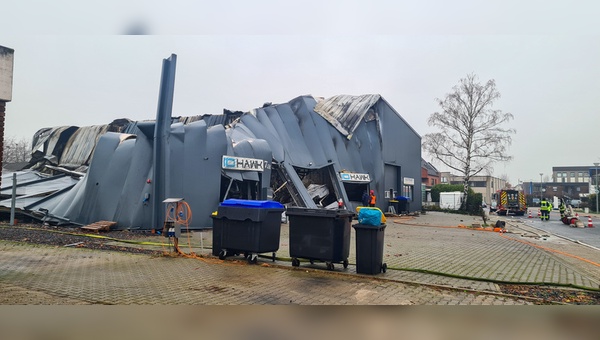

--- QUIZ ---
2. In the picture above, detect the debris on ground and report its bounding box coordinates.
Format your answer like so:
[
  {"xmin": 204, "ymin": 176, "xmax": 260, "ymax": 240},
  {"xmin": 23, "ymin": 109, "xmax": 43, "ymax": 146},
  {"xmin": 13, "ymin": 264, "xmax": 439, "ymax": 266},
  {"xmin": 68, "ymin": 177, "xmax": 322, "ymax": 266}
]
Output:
[{"xmin": 499, "ymin": 284, "xmax": 600, "ymax": 305}]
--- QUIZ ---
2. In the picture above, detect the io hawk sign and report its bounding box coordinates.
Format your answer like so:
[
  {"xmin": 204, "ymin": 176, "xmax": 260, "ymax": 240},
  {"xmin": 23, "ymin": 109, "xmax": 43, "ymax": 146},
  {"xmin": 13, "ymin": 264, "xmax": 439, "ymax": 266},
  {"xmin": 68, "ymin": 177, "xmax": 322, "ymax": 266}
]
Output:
[
  {"xmin": 222, "ymin": 156, "xmax": 269, "ymax": 172},
  {"xmin": 339, "ymin": 172, "xmax": 371, "ymax": 183}
]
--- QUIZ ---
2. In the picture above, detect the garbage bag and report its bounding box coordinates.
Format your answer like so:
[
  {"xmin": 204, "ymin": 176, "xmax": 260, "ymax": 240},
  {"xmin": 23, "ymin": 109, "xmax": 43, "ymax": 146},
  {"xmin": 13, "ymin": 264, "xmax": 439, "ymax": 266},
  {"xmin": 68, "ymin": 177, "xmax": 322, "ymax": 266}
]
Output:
[
  {"xmin": 358, "ymin": 208, "xmax": 382, "ymax": 226},
  {"xmin": 355, "ymin": 207, "xmax": 386, "ymax": 223}
]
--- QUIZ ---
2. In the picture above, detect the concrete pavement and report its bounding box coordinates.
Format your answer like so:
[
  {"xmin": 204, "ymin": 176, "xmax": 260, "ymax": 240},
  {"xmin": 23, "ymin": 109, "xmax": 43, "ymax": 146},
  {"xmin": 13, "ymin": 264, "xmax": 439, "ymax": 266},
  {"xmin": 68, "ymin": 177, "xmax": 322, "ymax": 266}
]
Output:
[{"xmin": 1, "ymin": 211, "xmax": 599, "ymax": 304}]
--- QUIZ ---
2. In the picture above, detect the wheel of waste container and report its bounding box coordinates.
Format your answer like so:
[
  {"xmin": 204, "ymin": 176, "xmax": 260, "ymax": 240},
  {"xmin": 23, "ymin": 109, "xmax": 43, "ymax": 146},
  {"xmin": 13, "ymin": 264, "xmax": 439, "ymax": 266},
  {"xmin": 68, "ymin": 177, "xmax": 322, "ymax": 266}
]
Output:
[
  {"xmin": 271, "ymin": 252, "xmax": 276, "ymax": 262},
  {"xmin": 292, "ymin": 258, "xmax": 300, "ymax": 267},
  {"xmin": 326, "ymin": 262, "xmax": 334, "ymax": 271},
  {"xmin": 248, "ymin": 255, "xmax": 258, "ymax": 264},
  {"xmin": 309, "ymin": 259, "xmax": 314, "ymax": 265},
  {"xmin": 381, "ymin": 263, "xmax": 387, "ymax": 273},
  {"xmin": 218, "ymin": 250, "xmax": 226, "ymax": 260},
  {"xmin": 343, "ymin": 259, "xmax": 348, "ymax": 269}
]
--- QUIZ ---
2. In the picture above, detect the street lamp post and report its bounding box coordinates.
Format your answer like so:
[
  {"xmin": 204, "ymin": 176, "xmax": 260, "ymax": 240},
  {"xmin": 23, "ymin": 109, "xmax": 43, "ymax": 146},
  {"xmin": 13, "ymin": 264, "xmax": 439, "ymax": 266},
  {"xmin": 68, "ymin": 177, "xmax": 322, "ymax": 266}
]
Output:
[
  {"xmin": 539, "ymin": 173, "xmax": 543, "ymax": 204},
  {"xmin": 594, "ymin": 163, "xmax": 599, "ymax": 213}
]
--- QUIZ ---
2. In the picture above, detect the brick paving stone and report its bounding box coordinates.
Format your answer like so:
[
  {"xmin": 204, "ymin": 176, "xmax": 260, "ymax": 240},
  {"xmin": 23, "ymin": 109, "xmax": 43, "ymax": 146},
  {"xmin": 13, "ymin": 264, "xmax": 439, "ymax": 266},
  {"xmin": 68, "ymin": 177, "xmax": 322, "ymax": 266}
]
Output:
[
  {"xmin": 0, "ymin": 240, "xmax": 537, "ymax": 305},
  {"xmin": 3, "ymin": 210, "xmax": 599, "ymax": 305}
]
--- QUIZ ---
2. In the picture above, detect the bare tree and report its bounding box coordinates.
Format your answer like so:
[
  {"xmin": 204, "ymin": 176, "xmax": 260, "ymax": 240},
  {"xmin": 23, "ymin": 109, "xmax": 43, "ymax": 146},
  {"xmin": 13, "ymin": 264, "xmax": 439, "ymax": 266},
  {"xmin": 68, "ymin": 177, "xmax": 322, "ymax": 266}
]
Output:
[
  {"xmin": 423, "ymin": 73, "xmax": 515, "ymax": 210},
  {"xmin": 3, "ymin": 136, "xmax": 32, "ymax": 165}
]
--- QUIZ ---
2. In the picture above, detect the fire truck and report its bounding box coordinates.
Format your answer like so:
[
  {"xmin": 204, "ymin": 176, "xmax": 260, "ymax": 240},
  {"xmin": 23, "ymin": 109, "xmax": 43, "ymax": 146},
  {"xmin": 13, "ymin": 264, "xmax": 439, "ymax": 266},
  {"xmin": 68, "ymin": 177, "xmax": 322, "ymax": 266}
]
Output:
[{"xmin": 491, "ymin": 189, "xmax": 527, "ymax": 216}]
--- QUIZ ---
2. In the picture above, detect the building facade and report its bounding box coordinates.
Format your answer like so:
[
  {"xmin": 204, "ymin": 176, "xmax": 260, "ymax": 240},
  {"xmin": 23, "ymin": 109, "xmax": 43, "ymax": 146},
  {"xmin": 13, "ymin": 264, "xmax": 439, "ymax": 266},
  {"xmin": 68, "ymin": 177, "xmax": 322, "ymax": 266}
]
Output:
[
  {"xmin": 421, "ymin": 159, "xmax": 440, "ymax": 202},
  {"xmin": 439, "ymin": 172, "xmax": 507, "ymax": 205},
  {"xmin": 552, "ymin": 166, "xmax": 591, "ymax": 184}
]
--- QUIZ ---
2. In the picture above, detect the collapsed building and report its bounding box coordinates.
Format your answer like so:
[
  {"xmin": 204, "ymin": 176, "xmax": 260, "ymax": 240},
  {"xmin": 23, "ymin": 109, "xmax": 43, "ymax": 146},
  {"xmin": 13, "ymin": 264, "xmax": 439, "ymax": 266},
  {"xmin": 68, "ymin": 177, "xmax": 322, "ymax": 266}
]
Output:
[{"xmin": 1, "ymin": 55, "xmax": 422, "ymax": 230}]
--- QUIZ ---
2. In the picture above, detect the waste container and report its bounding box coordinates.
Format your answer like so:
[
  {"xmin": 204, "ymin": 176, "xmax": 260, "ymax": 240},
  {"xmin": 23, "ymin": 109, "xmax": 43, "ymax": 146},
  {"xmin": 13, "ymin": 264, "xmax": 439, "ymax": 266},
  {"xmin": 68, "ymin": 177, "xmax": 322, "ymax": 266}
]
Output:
[
  {"xmin": 210, "ymin": 199, "xmax": 284, "ymax": 264},
  {"xmin": 286, "ymin": 207, "xmax": 354, "ymax": 271},
  {"xmin": 396, "ymin": 196, "xmax": 409, "ymax": 214},
  {"xmin": 353, "ymin": 223, "xmax": 387, "ymax": 274}
]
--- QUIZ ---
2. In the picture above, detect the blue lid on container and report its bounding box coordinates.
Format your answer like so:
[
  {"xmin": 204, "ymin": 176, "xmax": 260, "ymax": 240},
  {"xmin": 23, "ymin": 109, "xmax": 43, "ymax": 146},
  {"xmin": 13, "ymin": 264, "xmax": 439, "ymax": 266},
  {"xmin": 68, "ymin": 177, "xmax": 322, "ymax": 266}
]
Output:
[
  {"xmin": 220, "ymin": 199, "xmax": 284, "ymax": 209},
  {"xmin": 396, "ymin": 196, "xmax": 409, "ymax": 201}
]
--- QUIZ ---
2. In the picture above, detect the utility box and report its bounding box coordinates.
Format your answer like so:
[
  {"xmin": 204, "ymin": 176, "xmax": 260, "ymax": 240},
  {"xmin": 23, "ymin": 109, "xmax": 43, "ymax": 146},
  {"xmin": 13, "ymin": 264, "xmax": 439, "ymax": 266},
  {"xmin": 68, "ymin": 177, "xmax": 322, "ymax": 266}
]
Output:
[
  {"xmin": 439, "ymin": 191, "xmax": 464, "ymax": 210},
  {"xmin": 0, "ymin": 45, "xmax": 14, "ymax": 102}
]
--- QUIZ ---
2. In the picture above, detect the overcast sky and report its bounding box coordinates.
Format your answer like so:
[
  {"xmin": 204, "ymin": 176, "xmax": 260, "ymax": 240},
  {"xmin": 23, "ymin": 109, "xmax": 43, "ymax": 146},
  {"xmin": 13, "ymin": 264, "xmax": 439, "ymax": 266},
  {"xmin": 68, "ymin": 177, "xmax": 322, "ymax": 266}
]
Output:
[{"xmin": 1, "ymin": 0, "xmax": 599, "ymax": 184}]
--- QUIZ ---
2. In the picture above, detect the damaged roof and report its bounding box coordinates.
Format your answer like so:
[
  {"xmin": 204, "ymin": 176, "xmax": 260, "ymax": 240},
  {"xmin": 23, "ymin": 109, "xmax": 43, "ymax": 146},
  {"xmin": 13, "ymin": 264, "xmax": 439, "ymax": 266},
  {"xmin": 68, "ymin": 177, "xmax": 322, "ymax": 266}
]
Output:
[{"xmin": 314, "ymin": 94, "xmax": 381, "ymax": 139}]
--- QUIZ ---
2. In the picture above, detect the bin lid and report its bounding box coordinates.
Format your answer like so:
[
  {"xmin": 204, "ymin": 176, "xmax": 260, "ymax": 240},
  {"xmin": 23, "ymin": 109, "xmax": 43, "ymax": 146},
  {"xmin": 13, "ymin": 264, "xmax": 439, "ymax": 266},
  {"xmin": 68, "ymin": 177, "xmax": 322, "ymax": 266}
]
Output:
[
  {"xmin": 220, "ymin": 199, "xmax": 284, "ymax": 209},
  {"xmin": 352, "ymin": 223, "xmax": 386, "ymax": 230},
  {"xmin": 286, "ymin": 207, "xmax": 355, "ymax": 218},
  {"xmin": 395, "ymin": 196, "xmax": 409, "ymax": 201}
]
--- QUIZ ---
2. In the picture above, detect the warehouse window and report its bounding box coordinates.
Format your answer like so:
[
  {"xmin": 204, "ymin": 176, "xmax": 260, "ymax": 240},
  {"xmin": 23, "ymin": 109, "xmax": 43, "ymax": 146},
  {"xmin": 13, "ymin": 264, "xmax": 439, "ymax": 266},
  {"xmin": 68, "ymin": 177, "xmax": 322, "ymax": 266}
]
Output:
[{"xmin": 403, "ymin": 185, "xmax": 413, "ymax": 201}]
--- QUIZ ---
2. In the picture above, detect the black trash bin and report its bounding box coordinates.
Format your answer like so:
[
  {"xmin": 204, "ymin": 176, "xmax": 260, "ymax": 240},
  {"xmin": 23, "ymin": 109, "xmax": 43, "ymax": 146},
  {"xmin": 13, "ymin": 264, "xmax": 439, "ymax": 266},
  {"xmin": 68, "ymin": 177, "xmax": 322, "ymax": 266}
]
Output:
[
  {"xmin": 286, "ymin": 207, "xmax": 354, "ymax": 271},
  {"xmin": 210, "ymin": 199, "xmax": 284, "ymax": 264},
  {"xmin": 396, "ymin": 196, "xmax": 409, "ymax": 214},
  {"xmin": 353, "ymin": 223, "xmax": 387, "ymax": 274}
]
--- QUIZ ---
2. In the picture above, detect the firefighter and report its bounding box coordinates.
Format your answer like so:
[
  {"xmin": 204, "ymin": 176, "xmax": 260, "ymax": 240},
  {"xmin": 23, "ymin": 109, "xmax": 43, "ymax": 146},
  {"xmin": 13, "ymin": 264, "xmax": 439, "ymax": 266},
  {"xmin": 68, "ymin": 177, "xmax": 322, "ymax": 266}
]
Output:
[
  {"xmin": 558, "ymin": 198, "xmax": 566, "ymax": 218},
  {"xmin": 540, "ymin": 197, "xmax": 550, "ymax": 221},
  {"xmin": 369, "ymin": 190, "xmax": 377, "ymax": 207}
]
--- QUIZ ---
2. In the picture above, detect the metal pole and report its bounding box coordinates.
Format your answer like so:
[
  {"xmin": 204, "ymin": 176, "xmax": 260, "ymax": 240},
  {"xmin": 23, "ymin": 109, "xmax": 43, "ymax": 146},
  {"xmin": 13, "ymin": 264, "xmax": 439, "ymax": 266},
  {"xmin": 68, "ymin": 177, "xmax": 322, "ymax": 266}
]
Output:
[
  {"xmin": 594, "ymin": 163, "xmax": 599, "ymax": 213},
  {"xmin": 10, "ymin": 172, "xmax": 16, "ymax": 225},
  {"xmin": 151, "ymin": 54, "xmax": 177, "ymax": 231}
]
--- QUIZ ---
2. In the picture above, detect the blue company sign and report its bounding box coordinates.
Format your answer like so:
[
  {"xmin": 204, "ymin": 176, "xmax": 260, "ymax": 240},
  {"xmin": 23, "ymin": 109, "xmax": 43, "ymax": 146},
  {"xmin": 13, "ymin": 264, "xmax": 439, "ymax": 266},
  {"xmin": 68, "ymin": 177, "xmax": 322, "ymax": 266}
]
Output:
[
  {"xmin": 339, "ymin": 172, "xmax": 371, "ymax": 183},
  {"xmin": 222, "ymin": 156, "xmax": 269, "ymax": 172}
]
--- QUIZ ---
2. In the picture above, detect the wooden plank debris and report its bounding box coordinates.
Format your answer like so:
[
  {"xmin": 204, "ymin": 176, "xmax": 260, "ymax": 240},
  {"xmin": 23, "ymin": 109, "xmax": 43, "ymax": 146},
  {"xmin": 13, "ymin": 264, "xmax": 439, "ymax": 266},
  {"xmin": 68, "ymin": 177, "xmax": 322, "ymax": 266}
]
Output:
[{"xmin": 80, "ymin": 221, "xmax": 117, "ymax": 233}]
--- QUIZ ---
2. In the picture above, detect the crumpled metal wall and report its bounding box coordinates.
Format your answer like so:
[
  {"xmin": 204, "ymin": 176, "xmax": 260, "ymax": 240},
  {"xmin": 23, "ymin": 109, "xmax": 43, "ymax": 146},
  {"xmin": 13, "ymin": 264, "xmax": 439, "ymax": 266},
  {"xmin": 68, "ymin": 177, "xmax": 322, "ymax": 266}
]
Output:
[
  {"xmin": 30, "ymin": 119, "xmax": 132, "ymax": 173},
  {"xmin": 26, "ymin": 93, "xmax": 420, "ymax": 229},
  {"xmin": 35, "ymin": 120, "xmax": 232, "ymax": 229},
  {"xmin": 232, "ymin": 95, "xmax": 387, "ymax": 209}
]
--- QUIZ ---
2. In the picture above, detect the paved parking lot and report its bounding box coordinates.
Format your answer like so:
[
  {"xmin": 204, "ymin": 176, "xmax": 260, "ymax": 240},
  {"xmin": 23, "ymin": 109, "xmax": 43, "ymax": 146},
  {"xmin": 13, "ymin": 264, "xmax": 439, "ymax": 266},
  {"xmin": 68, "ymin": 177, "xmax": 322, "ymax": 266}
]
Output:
[{"xmin": 1, "ymin": 211, "xmax": 599, "ymax": 304}]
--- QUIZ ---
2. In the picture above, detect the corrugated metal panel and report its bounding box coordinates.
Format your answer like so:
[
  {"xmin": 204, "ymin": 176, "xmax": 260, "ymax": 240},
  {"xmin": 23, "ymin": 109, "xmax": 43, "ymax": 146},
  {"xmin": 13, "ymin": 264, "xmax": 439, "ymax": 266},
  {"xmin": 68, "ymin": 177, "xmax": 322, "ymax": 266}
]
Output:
[
  {"xmin": 59, "ymin": 125, "xmax": 109, "ymax": 169},
  {"xmin": 313, "ymin": 94, "xmax": 380, "ymax": 139},
  {"xmin": 0, "ymin": 171, "xmax": 79, "ymax": 209},
  {"xmin": 33, "ymin": 126, "xmax": 78, "ymax": 158}
]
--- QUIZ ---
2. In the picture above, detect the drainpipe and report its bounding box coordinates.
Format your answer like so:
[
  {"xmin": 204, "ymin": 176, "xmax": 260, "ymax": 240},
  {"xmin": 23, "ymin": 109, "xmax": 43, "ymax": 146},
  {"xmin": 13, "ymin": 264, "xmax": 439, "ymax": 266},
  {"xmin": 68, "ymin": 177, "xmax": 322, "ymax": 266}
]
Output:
[{"xmin": 152, "ymin": 54, "xmax": 177, "ymax": 231}]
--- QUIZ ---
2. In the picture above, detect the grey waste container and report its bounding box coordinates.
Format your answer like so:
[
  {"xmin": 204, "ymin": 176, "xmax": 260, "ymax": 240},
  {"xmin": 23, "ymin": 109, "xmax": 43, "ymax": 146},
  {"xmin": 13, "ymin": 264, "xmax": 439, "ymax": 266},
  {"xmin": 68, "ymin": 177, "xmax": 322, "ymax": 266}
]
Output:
[
  {"xmin": 353, "ymin": 223, "xmax": 387, "ymax": 275},
  {"xmin": 286, "ymin": 207, "xmax": 354, "ymax": 271},
  {"xmin": 210, "ymin": 199, "xmax": 284, "ymax": 264}
]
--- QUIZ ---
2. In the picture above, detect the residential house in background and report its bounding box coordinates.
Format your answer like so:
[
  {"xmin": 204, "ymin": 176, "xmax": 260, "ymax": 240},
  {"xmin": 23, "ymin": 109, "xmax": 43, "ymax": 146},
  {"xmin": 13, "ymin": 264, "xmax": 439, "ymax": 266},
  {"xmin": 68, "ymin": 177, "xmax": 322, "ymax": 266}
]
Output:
[{"xmin": 421, "ymin": 159, "xmax": 439, "ymax": 202}]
